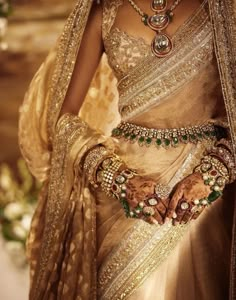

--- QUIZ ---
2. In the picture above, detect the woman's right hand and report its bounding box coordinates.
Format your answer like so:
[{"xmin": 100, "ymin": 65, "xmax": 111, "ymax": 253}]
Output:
[{"xmin": 124, "ymin": 175, "xmax": 170, "ymax": 225}]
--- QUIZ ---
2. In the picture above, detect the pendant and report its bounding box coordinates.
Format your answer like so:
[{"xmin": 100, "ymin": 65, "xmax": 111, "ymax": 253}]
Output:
[
  {"xmin": 148, "ymin": 13, "xmax": 170, "ymax": 31},
  {"xmin": 151, "ymin": 33, "xmax": 173, "ymax": 57},
  {"xmin": 151, "ymin": 0, "xmax": 167, "ymax": 12}
]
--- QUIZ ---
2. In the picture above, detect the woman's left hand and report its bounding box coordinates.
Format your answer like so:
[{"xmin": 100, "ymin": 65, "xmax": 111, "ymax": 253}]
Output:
[{"xmin": 165, "ymin": 172, "xmax": 212, "ymax": 225}]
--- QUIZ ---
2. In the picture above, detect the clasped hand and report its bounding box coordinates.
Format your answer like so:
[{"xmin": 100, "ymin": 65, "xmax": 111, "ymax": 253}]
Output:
[{"xmin": 125, "ymin": 172, "xmax": 212, "ymax": 225}]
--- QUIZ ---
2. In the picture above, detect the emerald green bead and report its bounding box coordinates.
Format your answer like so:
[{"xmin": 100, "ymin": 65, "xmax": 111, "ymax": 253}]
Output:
[
  {"xmin": 197, "ymin": 133, "xmax": 203, "ymax": 139},
  {"xmin": 142, "ymin": 14, "xmax": 149, "ymax": 25},
  {"xmin": 146, "ymin": 137, "xmax": 152, "ymax": 145},
  {"xmin": 156, "ymin": 139, "xmax": 162, "ymax": 146},
  {"xmin": 139, "ymin": 136, "xmax": 145, "ymax": 143},
  {"xmin": 208, "ymin": 191, "xmax": 222, "ymax": 203},
  {"xmin": 211, "ymin": 131, "xmax": 216, "ymax": 137},
  {"xmin": 204, "ymin": 131, "xmax": 210, "ymax": 137},
  {"xmin": 112, "ymin": 128, "xmax": 122, "ymax": 136},
  {"xmin": 182, "ymin": 135, "xmax": 188, "ymax": 141},
  {"xmin": 173, "ymin": 137, "xmax": 179, "ymax": 145},
  {"xmin": 130, "ymin": 134, "xmax": 136, "ymax": 140},
  {"xmin": 164, "ymin": 139, "xmax": 171, "ymax": 146},
  {"xmin": 190, "ymin": 134, "xmax": 196, "ymax": 140},
  {"xmin": 124, "ymin": 133, "xmax": 130, "ymax": 139},
  {"xmin": 121, "ymin": 199, "xmax": 130, "ymax": 212}
]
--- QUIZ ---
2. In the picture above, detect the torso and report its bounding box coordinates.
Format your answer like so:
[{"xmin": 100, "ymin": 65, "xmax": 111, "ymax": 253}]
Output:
[{"xmin": 101, "ymin": 0, "xmax": 227, "ymax": 128}]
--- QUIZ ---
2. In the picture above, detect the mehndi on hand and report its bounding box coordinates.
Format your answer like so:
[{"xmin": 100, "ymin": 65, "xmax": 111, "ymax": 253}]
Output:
[{"xmin": 166, "ymin": 152, "xmax": 231, "ymax": 225}]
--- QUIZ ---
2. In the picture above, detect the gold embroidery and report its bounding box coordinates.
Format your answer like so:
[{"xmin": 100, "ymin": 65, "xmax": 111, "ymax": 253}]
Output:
[
  {"xmin": 117, "ymin": 1, "xmax": 213, "ymax": 120},
  {"xmin": 47, "ymin": 0, "xmax": 94, "ymax": 144},
  {"xmin": 208, "ymin": 0, "xmax": 236, "ymax": 158},
  {"xmin": 104, "ymin": 27, "xmax": 150, "ymax": 80},
  {"xmin": 32, "ymin": 114, "xmax": 89, "ymax": 298},
  {"xmin": 98, "ymin": 141, "xmax": 212, "ymax": 300},
  {"xmin": 102, "ymin": 0, "xmax": 123, "ymax": 41},
  {"xmin": 117, "ymin": 0, "xmax": 209, "ymax": 93}
]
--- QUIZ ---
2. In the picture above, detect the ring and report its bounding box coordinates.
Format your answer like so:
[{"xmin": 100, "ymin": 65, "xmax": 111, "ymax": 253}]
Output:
[
  {"xmin": 147, "ymin": 197, "xmax": 159, "ymax": 206},
  {"xmin": 155, "ymin": 184, "xmax": 171, "ymax": 199},
  {"xmin": 143, "ymin": 206, "xmax": 155, "ymax": 216},
  {"xmin": 180, "ymin": 201, "xmax": 190, "ymax": 210}
]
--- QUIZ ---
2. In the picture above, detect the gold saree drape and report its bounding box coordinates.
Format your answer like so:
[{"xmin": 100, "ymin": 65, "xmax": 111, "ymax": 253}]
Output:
[{"xmin": 18, "ymin": 0, "xmax": 236, "ymax": 299}]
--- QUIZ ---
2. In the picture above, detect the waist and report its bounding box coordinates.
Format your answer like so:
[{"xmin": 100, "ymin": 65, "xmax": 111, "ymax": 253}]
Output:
[{"xmin": 111, "ymin": 121, "xmax": 225, "ymax": 149}]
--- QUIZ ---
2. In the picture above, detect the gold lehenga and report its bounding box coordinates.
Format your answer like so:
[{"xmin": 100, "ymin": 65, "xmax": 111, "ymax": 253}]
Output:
[{"xmin": 18, "ymin": 0, "xmax": 236, "ymax": 299}]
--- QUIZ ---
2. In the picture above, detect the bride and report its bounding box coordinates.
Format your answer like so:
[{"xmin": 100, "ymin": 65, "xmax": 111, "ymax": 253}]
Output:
[{"xmin": 18, "ymin": 0, "xmax": 236, "ymax": 299}]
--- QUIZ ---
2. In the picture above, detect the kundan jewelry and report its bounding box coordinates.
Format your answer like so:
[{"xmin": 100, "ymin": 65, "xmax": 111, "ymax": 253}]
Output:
[
  {"xmin": 127, "ymin": 0, "xmax": 183, "ymax": 57},
  {"xmin": 112, "ymin": 121, "xmax": 218, "ymax": 149}
]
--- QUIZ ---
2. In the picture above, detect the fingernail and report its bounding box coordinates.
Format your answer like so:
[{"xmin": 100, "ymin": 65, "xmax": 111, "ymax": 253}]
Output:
[
  {"xmin": 173, "ymin": 221, "xmax": 179, "ymax": 226},
  {"xmin": 165, "ymin": 217, "xmax": 170, "ymax": 223},
  {"xmin": 153, "ymin": 220, "xmax": 159, "ymax": 225}
]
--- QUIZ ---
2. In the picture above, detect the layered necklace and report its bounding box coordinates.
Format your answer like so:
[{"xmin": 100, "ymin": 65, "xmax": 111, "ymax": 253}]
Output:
[{"xmin": 127, "ymin": 0, "xmax": 183, "ymax": 57}]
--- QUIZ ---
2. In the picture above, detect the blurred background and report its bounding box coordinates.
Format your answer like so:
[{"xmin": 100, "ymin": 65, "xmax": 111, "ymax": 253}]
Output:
[{"xmin": 0, "ymin": 1, "xmax": 74, "ymax": 298}]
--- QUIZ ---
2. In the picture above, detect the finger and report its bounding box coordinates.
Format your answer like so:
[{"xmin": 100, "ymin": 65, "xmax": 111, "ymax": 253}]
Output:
[
  {"xmin": 191, "ymin": 205, "xmax": 205, "ymax": 220},
  {"xmin": 143, "ymin": 216, "xmax": 159, "ymax": 225},
  {"xmin": 160, "ymin": 197, "xmax": 171, "ymax": 209},
  {"xmin": 191, "ymin": 211, "xmax": 201, "ymax": 220},
  {"xmin": 181, "ymin": 210, "xmax": 194, "ymax": 224},
  {"xmin": 155, "ymin": 200, "xmax": 167, "ymax": 217},
  {"xmin": 166, "ymin": 187, "xmax": 184, "ymax": 219},
  {"xmin": 149, "ymin": 216, "xmax": 159, "ymax": 225},
  {"xmin": 153, "ymin": 209, "xmax": 164, "ymax": 225},
  {"xmin": 175, "ymin": 200, "xmax": 192, "ymax": 222}
]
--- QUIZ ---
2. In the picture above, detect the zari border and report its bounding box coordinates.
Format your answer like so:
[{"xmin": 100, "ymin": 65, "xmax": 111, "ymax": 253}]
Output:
[
  {"xmin": 46, "ymin": 0, "xmax": 93, "ymax": 145},
  {"xmin": 208, "ymin": 0, "xmax": 236, "ymax": 157},
  {"xmin": 31, "ymin": 115, "xmax": 90, "ymax": 299},
  {"xmin": 117, "ymin": 0, "xmax": 213, "ymax": 120},
  {"xmin": 98, "ymin": 142, "xmax": 211, "ymax": 300},
  {"xmin": 208, "ymin": 2, "xmax": 236, "ymax": 298}
]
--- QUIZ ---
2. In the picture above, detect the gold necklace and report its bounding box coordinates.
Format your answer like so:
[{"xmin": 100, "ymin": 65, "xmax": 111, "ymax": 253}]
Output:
[{"xmin": 128, "ymin": 0, "xmax": 183, "ymax": 57}]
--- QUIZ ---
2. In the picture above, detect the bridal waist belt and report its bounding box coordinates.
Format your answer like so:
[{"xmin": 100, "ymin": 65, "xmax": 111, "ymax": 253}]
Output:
[{"xmin": 111, "ymin": 121, "xmax": 222, "ymax": 149}]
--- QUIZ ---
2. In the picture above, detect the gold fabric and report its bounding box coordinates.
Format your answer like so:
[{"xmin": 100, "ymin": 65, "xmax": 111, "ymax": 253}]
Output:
[{"xmin": 18, "ymin": 0, "xmax": 236, "ymax": 299}]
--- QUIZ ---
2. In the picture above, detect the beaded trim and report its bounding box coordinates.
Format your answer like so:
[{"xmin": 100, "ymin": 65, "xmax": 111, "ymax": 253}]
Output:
[{"xmin": 111, "ymin": 122, "xmax": 218, "ymax": 148}]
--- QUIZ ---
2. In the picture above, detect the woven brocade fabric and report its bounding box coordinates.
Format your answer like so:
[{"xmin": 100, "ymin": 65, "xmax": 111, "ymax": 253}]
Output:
[{"xmin": 18, "ymin": 0, "xmax": 236, "ymax": 299}]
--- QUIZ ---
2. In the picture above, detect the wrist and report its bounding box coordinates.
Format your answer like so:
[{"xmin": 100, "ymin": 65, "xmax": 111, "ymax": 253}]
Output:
[
  {"xmin": 194, "ymin": 155, "xmax": 228, "ymax": 205},
  {"xmin": 206, "ymin": 140, "xmax": 236, "ymax": 183},
  {"xmin": 82, "ymin": 145, "xmax": 115, "ymax": 188}
]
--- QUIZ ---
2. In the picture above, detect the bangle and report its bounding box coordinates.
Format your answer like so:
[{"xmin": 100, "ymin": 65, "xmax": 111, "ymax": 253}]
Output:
[
  {"xmin": 110, "ymin": 169, "xmax": 137, "ymax": 217},
  {"xmin": 194, "ymin": 155, "xmax": 229, "ymax": 206},
  {"xmin": 98, "ymin": 156, "xmax": 124, "ymax": 196},
  {"xmin": 207, "ymin": 145, "xmax": 236, "ymax": 183},
  {"xmin": 215, "ymin": 138, "xmax": 233, "ymax": 153},
  {"xmin": 195, "ymin": 155, "xmax": 229, "ymax": 189},
  {"xmin": 83, "ymin": 146, "xmax": 113, "ymax": 188}
]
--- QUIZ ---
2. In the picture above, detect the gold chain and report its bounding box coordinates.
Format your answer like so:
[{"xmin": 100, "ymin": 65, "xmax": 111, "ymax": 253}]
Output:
[{"xmin": 127, "ymin": 0, "xmax": 183, "ymax": 18}]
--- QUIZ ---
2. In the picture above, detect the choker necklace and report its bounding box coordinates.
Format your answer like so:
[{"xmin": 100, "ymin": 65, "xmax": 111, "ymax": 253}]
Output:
[{"xmin": 128, "ymin": 0, "xmax": 183, "ymax": 57}]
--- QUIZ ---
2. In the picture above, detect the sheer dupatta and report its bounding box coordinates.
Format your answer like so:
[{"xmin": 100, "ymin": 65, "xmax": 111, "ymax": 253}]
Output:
[
  {"xmin": 18, "ymin": 1, "xmax": 120, "ymax": 298},
  {"xmin": 18, "ymin": 0, "xmax": 236, "ymax": 299}
]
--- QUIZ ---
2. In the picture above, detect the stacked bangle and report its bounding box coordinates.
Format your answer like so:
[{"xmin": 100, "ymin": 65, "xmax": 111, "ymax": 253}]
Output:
[
  {"xmin": 110, "ymin": 169, "xmax": 137, "ymax": 217},
  {"xmin": 96, "ymin": 156, "xmax": 124, "ymax": 196},
  {"xmin": 83, "ymin": 146, "xmax": 114, "ymax": 188},
  {"xmin": 215, "ymin": 138, "xmax": 233, "ymax": 153},
  {"xmin": 194, "ymin": 155, "xmax": 229, "ymax": 205},
  {"xmin": 207, "ymin": 141, "xmax": 236, "ymax": 184}
]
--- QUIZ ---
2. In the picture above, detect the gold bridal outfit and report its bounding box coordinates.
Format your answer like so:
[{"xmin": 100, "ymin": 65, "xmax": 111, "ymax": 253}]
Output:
[{"xmin": 18, "ymin": 0, "xmax": 236, "ymax": 299}]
